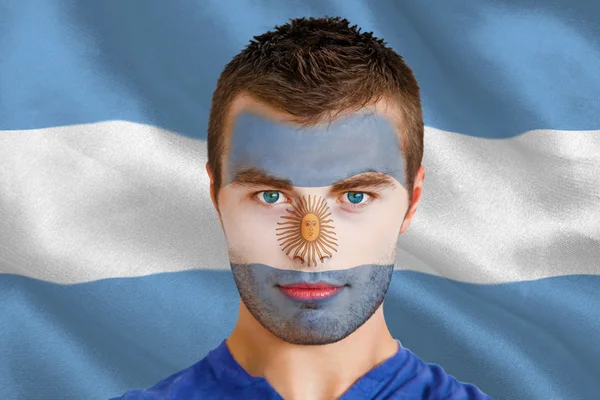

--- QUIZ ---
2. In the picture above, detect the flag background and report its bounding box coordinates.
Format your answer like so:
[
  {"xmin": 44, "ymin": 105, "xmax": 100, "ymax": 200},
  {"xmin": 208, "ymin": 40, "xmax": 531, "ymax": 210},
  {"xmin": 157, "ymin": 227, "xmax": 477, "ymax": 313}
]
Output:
[{"xmin": 1, "ymin": 1, "xmax": 599, "ymax": 399}]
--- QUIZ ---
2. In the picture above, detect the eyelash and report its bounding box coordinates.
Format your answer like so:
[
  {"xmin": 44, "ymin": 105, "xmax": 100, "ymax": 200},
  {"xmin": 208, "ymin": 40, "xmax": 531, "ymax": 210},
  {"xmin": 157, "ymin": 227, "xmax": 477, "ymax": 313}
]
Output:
[{"xmin": 251, "ymin": 190, "xmax": 378, "ymax": 210}]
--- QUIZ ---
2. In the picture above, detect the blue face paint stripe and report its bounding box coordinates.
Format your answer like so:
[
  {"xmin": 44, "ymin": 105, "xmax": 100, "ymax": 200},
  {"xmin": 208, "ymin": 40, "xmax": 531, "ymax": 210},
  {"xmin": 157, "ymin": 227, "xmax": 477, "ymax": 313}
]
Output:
[
  {"xmin": 226, "ymin": 113, "xmax": 406, "ymax": 188},
  {"xmin": 230, "ymin": 263, "xmax": 394, "ymax": 345}
]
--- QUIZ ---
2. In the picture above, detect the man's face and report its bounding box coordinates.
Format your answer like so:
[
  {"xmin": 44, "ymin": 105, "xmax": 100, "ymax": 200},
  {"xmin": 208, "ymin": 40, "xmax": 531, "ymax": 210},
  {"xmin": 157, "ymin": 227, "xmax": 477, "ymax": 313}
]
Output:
[{"xmin": 214, "ymin": 97, "xmax": 410, "ymax": 345}]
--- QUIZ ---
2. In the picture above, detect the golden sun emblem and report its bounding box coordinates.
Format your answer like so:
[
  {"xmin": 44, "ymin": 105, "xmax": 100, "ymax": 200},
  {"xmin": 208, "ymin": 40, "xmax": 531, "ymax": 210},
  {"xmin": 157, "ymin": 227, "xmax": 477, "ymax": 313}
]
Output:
[{"xmin": 276, "ymin": 194, "xmax": 338, "ymax": 267}]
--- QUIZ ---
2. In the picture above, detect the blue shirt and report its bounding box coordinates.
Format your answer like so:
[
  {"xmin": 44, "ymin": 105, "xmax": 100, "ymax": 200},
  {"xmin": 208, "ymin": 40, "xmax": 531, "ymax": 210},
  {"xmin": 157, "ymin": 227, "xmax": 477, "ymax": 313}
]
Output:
[{"xmin": 111, "ymin": 339, "xmax": 492, "ymax": 399}]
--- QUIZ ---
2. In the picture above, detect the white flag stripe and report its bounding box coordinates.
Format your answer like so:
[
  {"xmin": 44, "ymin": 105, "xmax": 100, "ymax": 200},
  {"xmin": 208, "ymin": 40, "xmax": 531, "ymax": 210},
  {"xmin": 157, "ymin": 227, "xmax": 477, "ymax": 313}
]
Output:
[{"xmin": 1, "ymin": 121, "xmax": 598, "ymax": 284}]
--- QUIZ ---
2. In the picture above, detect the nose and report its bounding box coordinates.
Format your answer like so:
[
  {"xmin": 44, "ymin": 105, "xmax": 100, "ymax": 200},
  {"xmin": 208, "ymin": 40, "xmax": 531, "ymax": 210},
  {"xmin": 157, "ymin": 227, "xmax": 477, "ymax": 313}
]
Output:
[
  {"xmin": 289, "ymin": 253, "xmax": 332, "ymax": 267},
  {"xmin": 275, "ymin": 193, "xmax": 339, "ymax": 267}
]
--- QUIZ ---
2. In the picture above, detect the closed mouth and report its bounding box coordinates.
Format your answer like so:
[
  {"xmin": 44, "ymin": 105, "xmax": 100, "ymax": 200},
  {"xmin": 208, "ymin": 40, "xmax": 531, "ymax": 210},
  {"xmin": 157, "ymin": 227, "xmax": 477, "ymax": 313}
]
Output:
[{"xmin": 277, "ymin": 282, "xmax": 346, "ymax": 300}]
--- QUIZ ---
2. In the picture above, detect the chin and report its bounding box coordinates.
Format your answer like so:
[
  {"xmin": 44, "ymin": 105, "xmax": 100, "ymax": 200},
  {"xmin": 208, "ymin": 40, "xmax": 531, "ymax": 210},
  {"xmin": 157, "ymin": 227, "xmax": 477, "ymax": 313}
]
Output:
[{"xmin": 275, "ymin": 330, "xmax": 354, "ymax": 346}]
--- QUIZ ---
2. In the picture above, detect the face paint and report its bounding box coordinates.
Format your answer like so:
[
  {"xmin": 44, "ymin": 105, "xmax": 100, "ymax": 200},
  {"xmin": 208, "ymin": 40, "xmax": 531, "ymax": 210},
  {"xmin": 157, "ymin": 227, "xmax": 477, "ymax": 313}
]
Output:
[
  {"xmin": 276, "ymin": 194, "xmax": 338, "ymax": 267},
  {"xmin": 230, "ymin": 263, "xmax": 394, "ymax": 345},
  {"xmin": 221, "ymin": 110, "xmax": 406, "ymax": 345},
  {"xmin": 225, "ymin": 112, "xmax": 405, "ymax": 188}
]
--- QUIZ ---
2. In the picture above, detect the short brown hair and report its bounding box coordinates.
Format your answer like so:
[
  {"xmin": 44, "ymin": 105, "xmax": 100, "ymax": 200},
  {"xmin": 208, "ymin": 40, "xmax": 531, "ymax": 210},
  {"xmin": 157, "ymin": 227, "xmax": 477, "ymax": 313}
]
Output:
[{"xmin": 207, "ymin": 16, "xmax": 424, "ymax": 206}]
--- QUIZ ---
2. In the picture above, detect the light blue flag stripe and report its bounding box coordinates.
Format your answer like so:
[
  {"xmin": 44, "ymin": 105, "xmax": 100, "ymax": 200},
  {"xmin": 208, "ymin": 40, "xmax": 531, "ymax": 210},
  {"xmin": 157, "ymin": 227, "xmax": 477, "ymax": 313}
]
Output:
[
  {"xmin": 1, "ymin": 271, "xmax": 599, "ymax": 399},
  {"xmin": 1, "ymin": 0, "xmax": 599, "ymax": 136}
]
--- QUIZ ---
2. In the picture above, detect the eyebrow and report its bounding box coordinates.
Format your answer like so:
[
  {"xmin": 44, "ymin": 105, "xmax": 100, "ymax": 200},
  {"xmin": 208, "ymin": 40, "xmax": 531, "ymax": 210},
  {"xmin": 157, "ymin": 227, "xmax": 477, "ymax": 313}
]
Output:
[
  {"xmin": 230, "ymin": 168, "xmax": 396, "ymax": 193},
  {"xmin": 330, "ymin": 172, "xmax": 397, "ymax": 192},
  {"xmin": 229, "ymin": 168, "xmax": 293, "ymax": 191}
]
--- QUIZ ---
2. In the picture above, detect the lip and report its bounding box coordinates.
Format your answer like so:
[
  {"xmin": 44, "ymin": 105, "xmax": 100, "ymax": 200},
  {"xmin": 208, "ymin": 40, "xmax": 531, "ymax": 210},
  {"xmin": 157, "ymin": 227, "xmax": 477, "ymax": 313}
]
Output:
[{"xmin": 277, "ymin": 282, "xmax": 345, "ymax": 301}]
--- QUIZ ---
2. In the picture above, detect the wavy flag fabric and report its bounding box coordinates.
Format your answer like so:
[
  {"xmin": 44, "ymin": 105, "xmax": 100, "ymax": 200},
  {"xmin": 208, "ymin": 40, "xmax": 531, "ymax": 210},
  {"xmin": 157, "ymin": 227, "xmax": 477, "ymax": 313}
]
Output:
[{"xmin": 1, "ymin": 1, "xmax": 599, "ymax": 399}]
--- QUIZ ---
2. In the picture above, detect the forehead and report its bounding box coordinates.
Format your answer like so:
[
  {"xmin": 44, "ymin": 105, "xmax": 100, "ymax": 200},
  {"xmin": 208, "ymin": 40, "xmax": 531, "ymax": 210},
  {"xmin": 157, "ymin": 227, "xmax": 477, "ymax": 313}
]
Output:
[{"xmin": 223, "ymin": 105, "xmax": 406, "ymax": 188}]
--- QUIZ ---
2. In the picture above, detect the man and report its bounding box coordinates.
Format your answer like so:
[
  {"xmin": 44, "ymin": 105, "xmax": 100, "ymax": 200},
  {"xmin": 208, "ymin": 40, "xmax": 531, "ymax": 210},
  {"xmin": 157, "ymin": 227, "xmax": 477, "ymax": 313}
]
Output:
[{"xmin": 112, "ymin": 16, "xmax": 491, "ymax": 400}]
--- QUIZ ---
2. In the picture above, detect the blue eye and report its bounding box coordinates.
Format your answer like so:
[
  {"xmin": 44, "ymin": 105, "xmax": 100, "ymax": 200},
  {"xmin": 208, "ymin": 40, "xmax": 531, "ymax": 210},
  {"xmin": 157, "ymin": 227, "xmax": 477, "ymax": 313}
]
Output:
[
  {"xmin": 262, "ymin": 191, "xmax": 280, "ymax": 203},
  {"xmin": 346, "ymin": 192, "xmax": 364, "ymax": 204}
]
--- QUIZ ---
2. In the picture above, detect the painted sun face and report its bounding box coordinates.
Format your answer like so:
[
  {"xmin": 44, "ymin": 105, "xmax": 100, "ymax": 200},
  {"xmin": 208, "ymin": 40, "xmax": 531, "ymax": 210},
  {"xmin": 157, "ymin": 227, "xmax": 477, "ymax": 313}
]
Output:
[
  {"xmin": 276, "ymin": 195, "xmax": 338, "ymax": 267},
  {"xmin": 301, "ymin": 213, "xmax": 319, "ymax": 241}
]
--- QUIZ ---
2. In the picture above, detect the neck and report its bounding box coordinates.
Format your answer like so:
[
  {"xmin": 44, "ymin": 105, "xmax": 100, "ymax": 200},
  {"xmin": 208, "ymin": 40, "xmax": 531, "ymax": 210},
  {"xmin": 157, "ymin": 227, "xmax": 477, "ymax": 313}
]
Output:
[{"xmin": 226, "ymin": 301, "xmax": 399, "ymax": 400}]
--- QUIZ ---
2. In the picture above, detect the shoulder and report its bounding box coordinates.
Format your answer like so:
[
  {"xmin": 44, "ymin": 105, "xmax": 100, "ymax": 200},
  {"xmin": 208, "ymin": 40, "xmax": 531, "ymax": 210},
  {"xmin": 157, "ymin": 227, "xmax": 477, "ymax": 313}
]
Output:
[
  {"xmin": 109, "ymin": 355, "xmax": 218, "ymax": 400},
  {"xmin": 382, "ymin": 347, "xmax": 492, "ymax": 399}
]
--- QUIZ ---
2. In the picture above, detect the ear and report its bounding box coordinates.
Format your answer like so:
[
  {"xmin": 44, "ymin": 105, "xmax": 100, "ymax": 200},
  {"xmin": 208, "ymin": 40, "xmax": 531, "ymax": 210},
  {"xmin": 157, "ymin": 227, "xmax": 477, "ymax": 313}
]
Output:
[
  {"xmin": 205, "ymin": 162, "xmax": 219, "ymax": 215},
  {"xmin": 399, "ymin": 165, "xmax": 425, "ymax": 235}
]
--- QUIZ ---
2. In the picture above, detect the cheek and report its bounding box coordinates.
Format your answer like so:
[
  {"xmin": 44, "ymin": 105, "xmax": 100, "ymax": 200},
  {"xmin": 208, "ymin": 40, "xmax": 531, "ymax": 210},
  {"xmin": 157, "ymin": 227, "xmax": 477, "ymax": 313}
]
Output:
[
  {"xmin": 333, "ymin": 202, "xmax": 405, "ymax": 257},
  {"xmin": 220, "ymin": 202, "xmax": 284, "ymax": 262}
]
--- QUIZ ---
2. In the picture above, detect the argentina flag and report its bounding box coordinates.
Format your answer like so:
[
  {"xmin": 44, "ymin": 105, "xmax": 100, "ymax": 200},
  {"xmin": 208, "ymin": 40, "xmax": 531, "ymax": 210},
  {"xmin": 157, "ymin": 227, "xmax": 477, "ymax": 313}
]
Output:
[{"xmin": 1, "ymin": 1, "xmax": 599, "ymax": 399}]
